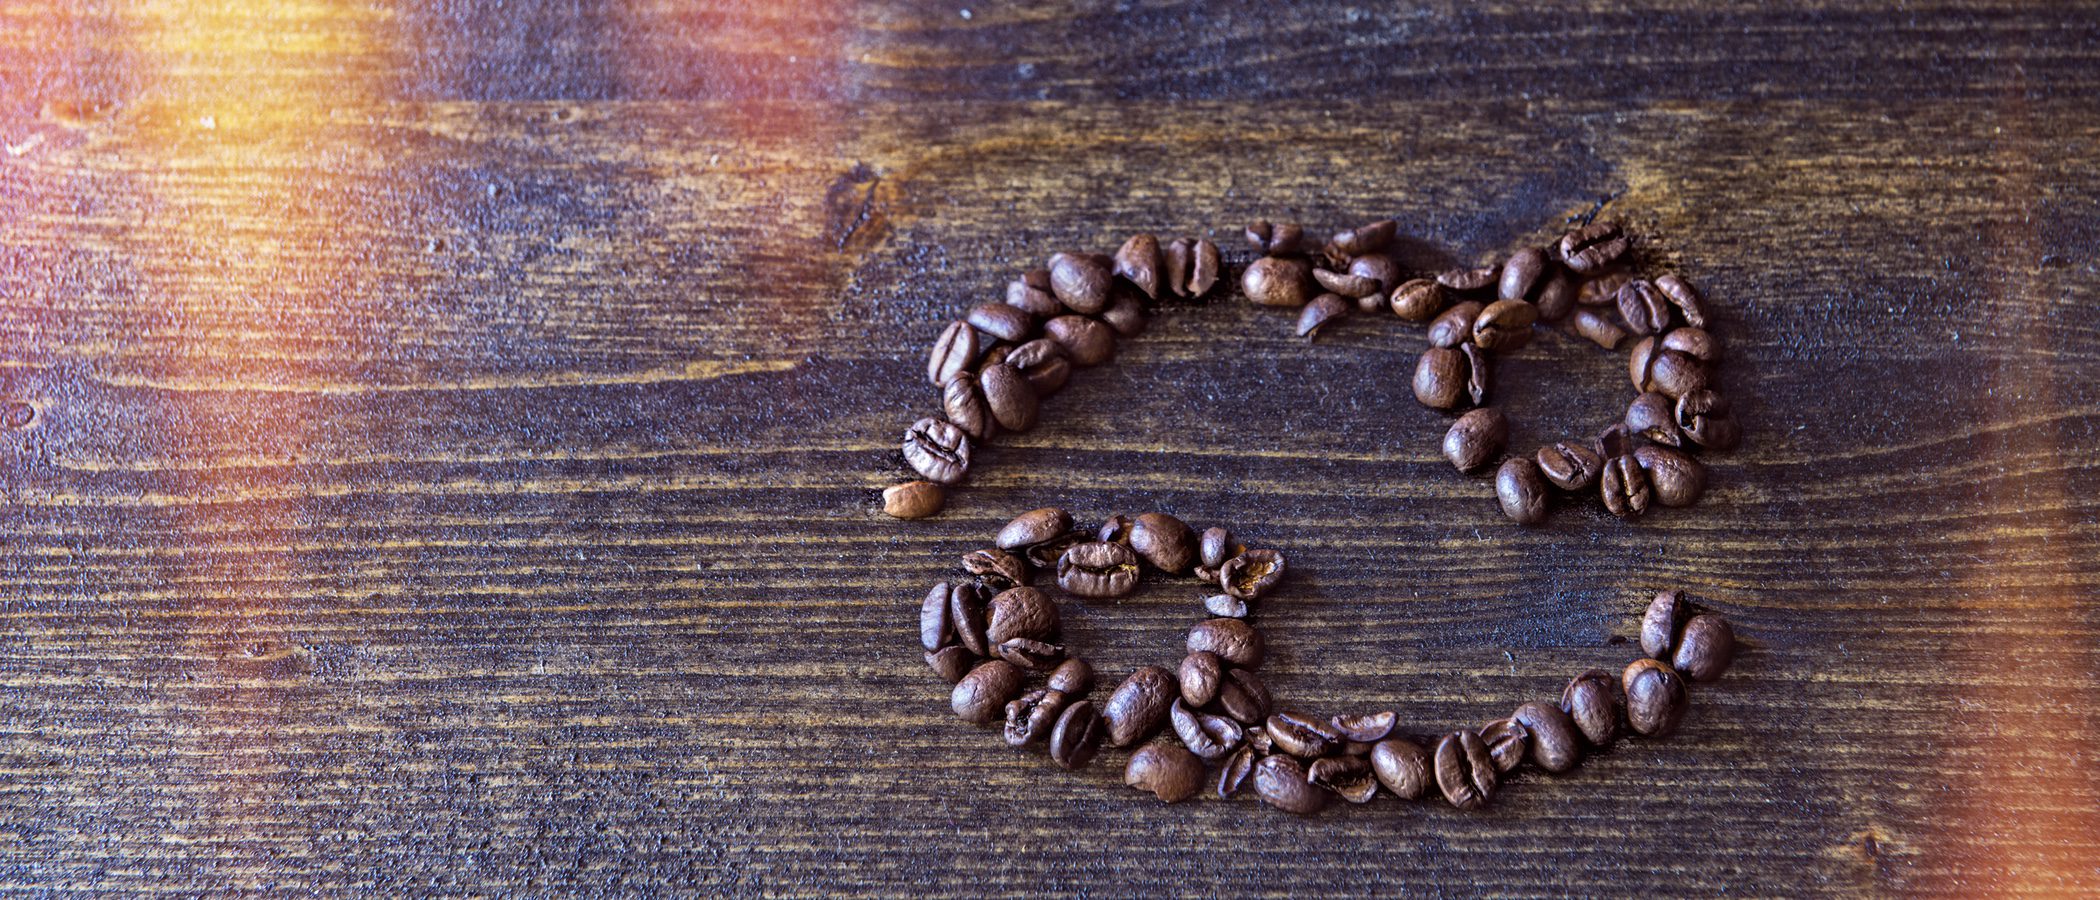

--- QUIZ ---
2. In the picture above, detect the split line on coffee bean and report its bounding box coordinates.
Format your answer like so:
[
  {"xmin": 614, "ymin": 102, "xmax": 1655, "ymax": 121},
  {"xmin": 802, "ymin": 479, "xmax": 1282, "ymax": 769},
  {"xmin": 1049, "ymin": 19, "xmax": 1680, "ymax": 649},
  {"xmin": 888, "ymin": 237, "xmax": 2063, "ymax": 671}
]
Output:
[{"xmin": 923, "ymin": 507, "xmax": 1739, "ymax": 813}]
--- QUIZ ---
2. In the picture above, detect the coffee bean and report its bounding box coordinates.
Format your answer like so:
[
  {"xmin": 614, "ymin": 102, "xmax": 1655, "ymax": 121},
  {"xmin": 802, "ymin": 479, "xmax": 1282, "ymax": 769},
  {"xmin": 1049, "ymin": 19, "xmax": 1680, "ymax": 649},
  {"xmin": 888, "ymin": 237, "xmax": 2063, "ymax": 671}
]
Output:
[
  {"xmin": 1216, "ymin": 668, "xmax": 1273, "ymax": 725},
  {"xmin": 1438, "ymin": 265, "xmax": 1499, "ymax": 296},
  {"xmin": 903, "ymin": 417, "xmax": 971, "ymax": 485},
  {"xmin": 1047, "ymin": 657, "xmax": 1094, "ymax": 695},
  {"xmin": 1641, "ymin": 589, "xmax": 1692, "ymax": 659},
  {"xmin": 1512, "ymin": 701, "xmax": 1581, "ymax": 773},
  {"xmin": 1623, "ymin": 658, "xmax": 1689, "ymax": 737},
  {"xmin": 1004, "ymin": 688, "xmax": 1070, "ymax": 746},
  {"xmin": 882, "ymin": 480, "xmax": 945, "ymax": 519},
  {"xmin": 1560, "ymin": 669, "xmax": 1623, "ymax": 748},
  {"xmin": 1496, "ymin": 457, "xmax": 1550, "ymax": 525},
  {"xmin": 967, "ymin": 302, "xmax": 1036, "ymax": 344},
  {"xmin": 1245, "ymin": 725, "xmax": 1274, "ymax": 756},
  {"xmin": 1674, "ymin": 614, "xmax": 1736, "ymax": 682},
  {"xmin": 1654, "ymin": 273, "xmax": 1709, "ymax": 328},
  {"xmin": 1533, "ymin": 271, "xmax": 1576, "ymax": 321},
  {"xmin": 1103, "ymin": 665, "xmax": 1179, "ymax": 746},
  {"xmin": 1043, "ymin": 315, "xmax": 1115, "ymax": 367},
  {"xmin": 1444, "ymin": 407, "xmax": 1509, "ymax": 472},
  {"xmin": 1389, "ymin": 278, "xmax": 1447, "ymax": 322},
  {"xmin": 1330, "ymin": 219, "xmax": 1397, "ymax": 258},
  {"xmin": 1296, "ymin": 292, "xmax": 1353, "ymax": 339},
  {"xmin": 1474, "ymin": 299, "xmax": 1538, "ymax": 352},
  {"xmin": 928, "ymin": 320, "xmax": 978, "ymax": 386},
  {"xmin": 1464, "ymin": 343, "xmax": 1492, "ymax": 406},
  {"xmin": 1571, "ymin": 307, "xmax": 1627, "ymax": 349},
  {"xmin": 1193, "ymin": 563, "xmax": 1220, "ymax": 584},
  {"xmin": 1331, "ymin": 711, "xmax": 1397, "ymax": 743},
  {"xmin": 1661, "ymin": 326, "xmax": 1719, "ymax": 362},
  {"xmin": 1022, "ymin": 529, "xmax": 1090, "ymax": 569},
  {"xmin": 952, "ymin": 659, "xmax": 1023, "ymax": 723},
  {"xmin": 1113, "ymin": 233, "xmax": 1162, "ymax": 299},
  {"xmin": 1217, "ymin": 745, "xmax": 1257, "ymax": 799},
  {"xmin": 1003, "ymin": 338, "xmax": 1071, "ymax": 396},
  {"xmin": 1559, "ymin": 221, "xmax": 1628, "ymax": 275},
  {"xmin": 1172, "ymin": 699, "xmax": 1246, "ymax": 760},
  {"xmin": 1097, "ymin": 514, "xmax": 1134, "ymax": 544},
  {"xmin": 1371, "ymin": 736, "xmax": 1432, "ymax": 799},
  {"xmin": 1099, "ymin": 293, "xmax": 1148, "ymax": 338},
  {"xmin": 1047, "ymin": 251, "xmax": 1111, "ymax": 314},
  {"xmin": 1631, "ymin": 337, "xmax": 1712, "ymax": 397},
  {"xmin": 1578, "ymin": 265, "xmax": 1632, "ymax": 306},
  {"xmin": 1314, "ymin": 267, "xmax": 1381, "ymax": 299},
  {"xmin": 1180, "ymin": 651, "xmax": 1224, "ymax": 707},
  {"xmin": 940, "ymin": 372, "xmax": 994, "ymax": 441},
  {"xmin": 1219, "ymin": 549, "xmax": 1286, "ymax": 601},
  {"xmin": 995, "ymin": 636, "xmax": 1065, "ymax": 670},
  {"xmin": 997, "ymin": 507, "xmax": 1073, "ymax": 550},
  {"xmin": 1349, "ymin": 254, "xmax": 1401, "ymax": 295},
  {"xmin": 1204, "ymin": 593, "xmax": 1249, "ymax": 618},
  {"xmin": 1187, "ymin": 618, "xmax": 1265, "ymax": 668},
  {"xmin": 925, "ymin": 646, "xmax": 975, "ymax": 683},
  {"xmin": 961, "ymin": 548, "xmax": 1030, "ymax": 590},
  {"xmin": 1413, "ymin": 347, "xmax": 1469, "ymax": 410},
  {"xmin": 1057, "ymin": 541, "xmax": 1140, "ymax": 598},
  {"xmin": 1428, "ymin": 300, "xmax": 1485, "ymax": 348},
  {"xmin": 1625, "ymin": 392, "xmax": 1681, "ymax": 447},
  {"xmin": 1243, "ymin": 256, "xmax": 1313, "ymax": 307},
  {"xmin": 947, "ymin": 582, "xmax": 991, "ymax": 655},
  {"xmin": 1245, "ymin": 220, "xmax": 1304, "ymax": 256},
  {"xmin": 1615, "ymin": 279, "xmax": 1671, "ymax": 335},
  {"xmin": 1634, "ymin": 444, "xmax": 1706, "ymax": 507},
  {"xmin": 1049, "ymin": 700, "xmax": 1106, "ymax": 769},
  {"xmin": 1254, "ymin": 754, "xmax": 1329, "ymax": 815},
  {"xmin": 1434, "ymin": 730, "xmax": 1497, "ymax": 810},
  {"xmin": 1596, "ymin": 421, "xmax": 1633, "ymax": 459},
  {"xmin": 1478, "ymin": 718, "xmax": 1530, "ymax": 773},
  {"xmin": 1199, "ymin": 527, "xmax": 1238, "ymax": 569},
  {"xmin": 920, "ymin": 582, "xmax": 957, "ymax": 651},
  {"xmin": 1184, "ymin": 238, "xmax": 1223, "ymax": 298},
  {"xmin": 1125, "ymin": 743, "xmax": 1205, "ymax": 803},
  {"xmin": 984, "ymin": 586, "xmax": 1056, "ymax": 645},
  {"xmin": 1006, "ymin": 268, "xmax": 1062, "ymax": 317},
  {"xmin": 1676, "ymin": 390, "xmax": 1741, "ymax": 450},
  {"xmin": 1126, "ymin": 512, "xmax": 1197, "ymax": 575},
  {"xmin": 978, "ymin": 363, "xmax": 1039, "ymax": 433},
  {"xmin": 1266, "ymin": 710, "xmax": 1340, "ymax": 758},
  {"xmin": 1499, "ymin": 247, "xmax": 1550, "ymax": 302},
  {"xmin": 1308, "ymin": 755, "xmax": 1379, "ymax": 804},
  {"xmin": 1536, "ymin": 440, "xmax": 1604, "ymax": 491},
  {"xmin": 1600, "ymin": 454, "xmax": 1652, "ymax": 519}
]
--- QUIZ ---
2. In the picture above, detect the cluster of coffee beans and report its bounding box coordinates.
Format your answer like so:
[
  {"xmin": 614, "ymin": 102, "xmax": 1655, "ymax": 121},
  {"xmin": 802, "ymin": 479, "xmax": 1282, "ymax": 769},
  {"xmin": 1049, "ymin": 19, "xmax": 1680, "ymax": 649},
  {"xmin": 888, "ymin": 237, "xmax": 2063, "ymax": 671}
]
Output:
[
  {"xmin": 921, "ymin": 508, "xmax": 1739, "ymax": 814},
  {"xmin": 882, "ymin": 238, "xmax": 1224, "ymax": 519},
  {"xmin": 1243, "ymin": 218, "xmax": 1742, "ymax": 525}
]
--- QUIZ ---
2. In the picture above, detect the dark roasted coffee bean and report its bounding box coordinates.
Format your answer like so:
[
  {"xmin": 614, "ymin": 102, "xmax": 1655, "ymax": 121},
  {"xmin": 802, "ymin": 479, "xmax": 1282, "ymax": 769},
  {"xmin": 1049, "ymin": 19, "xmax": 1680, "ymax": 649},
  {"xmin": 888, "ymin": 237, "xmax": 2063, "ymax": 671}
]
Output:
[
  {"xmin": 1047, "ymin": 657, "xmax": 1094, "ymax": 695},
  {"xmin": 1219, "ymin": 549, "xmax": 1286, "ymax": 601},
  {"xmin": 1309, "ymin": 755, "xmax": 1379, "ymax": 804},
  {"xmin": 941, "ymin": 372, "xmax": 995, "ymax": 441},
  {"xmin": 1371, "ymin": 736, "xmax": 1432, "ymax": 799},
  {"xmin": 1428, "ymin": 300, "xmax": 1485, "ymax": 348},
  {"xmin": 1534, "ymin": 271, "xmax": 1576, "ymax": 321},
  {"xmin": 947, "ymin": 582, "xmax": 991, "ymax": 656},
  {"xmin": 1100, "ymin": 293, "xmax": 1149, "ymax": 339},
  {"xmin": 921, "ymin": 582, "xmax": 957, "ymax": 651},
  {"xmin": 1114, "ymin": 233, "xmax": 1162, "ymax": 299},
  {"xmin": 1597, "ymin": 421, "xmax": 1633, "ymax": 458},
  {"xmin": 1474, "ymin": 299, "xmax": 1538, "ymax": 352},
  {"xmin": 1499, "ymin": 247, "xmax": 1550, "ymax": 302},
  {"xmin": 1097, "ymin": 514, "xmax": 1134, "ymax": 544},
  {"xmin": 1057, "ymin": 541, "xmax": 1139, "ymax": 598},
  {"xmin": 1512, "ymin": 702, "xmax": 1581, "ymax": 773},
  {"xmin": 925, "ymin": 646, "xmax": 975, "ymax": 683},
  {"xmin": 883, "ymin": 480, "xmax": 945, "ymax": 520},
  {"xmin": 1331, "ymin": 219, "xmax": 1396, "ymax": 257},
  {"xmin": 1188, "ymin": 618, "xmax": 1265, "ymax": 668},
  {"xmin": 1004, "ymin": 338, "xmax": 1071, "ymax": 396},
  {"xmin": 1254, "ymin": 754, "xmax": 1329, "ymax": 815},
  {"xmin": 1180, "ymin": 651, "xmax": 1224, "ymax": 707},
  {"xmin": 1629, "ymin": 336, "xmax": 1701, "ymax": 397},
  {"xmin": 1674, "ymin": 614, "xmax": 1736, "ymax": 682},
  {"xmin": 1243, "ymin": 256, "xmax": 1313, "ymax": 307},
  {"xmin": 966, "ymin": 302, "xmax": 1036, "ymax": 344},
  {"xmin": 1022, "ymin": 529, "xmax": 1090, "ymax": 569},
  {"xmin": 1434, "ymin": 730, "xmax": 1497, "ymax": 810},
  {"xmin": 1350, "ymin": 254, "xmax": 1401, "ymax": 296},
  {"xmin": 1216, "ymin": 668, "xmax": 1273, "ymax": 725},
  {"xmin": 1571, "ymin": 307, "xmax": 1627, "ymax": 349},
  {"xmin": 995, "ymin": 636, "xmax": 1064, "ymax": 670},
  {"xmin": 1578, "ymin": 265, "xmax": 1632, "ymax": 306},
  {"xmin": 1130, "ymin": 512, "xmax": 1198, "ymax": 574},
  {"xmin": 952, "ymin": 659, "xmax": 1022, "ymax": 723},
  {"xmin": 903, "ymin": 417, "xmax": 971, "ymax": 485},
  {"xmin": 1413, "ymin": 347, "xmax": 1469, "ymax": 410},
  {"xmin": 1049, "ymin": 700, "xmax": 1105, "ymax": 769},
  {"xmin": 1172, "ymin": 699, "xmax": 1246, "ymax": 760},
  {"xmin": 1048, "ymin": 251, "xmax": 1112, "ymax": 314},
  {"xmin": 1626, "ymin": 391, "xmax": 1682, "ymax": 447},
  {"xmin": 1004, "ymin": 688, "xmax": 1070, "ymax": 746},
  {"xmin": 1676, "ymin": 390, "xmax": 1740, "ymax": 451},
  {"xmin": 1204, "ymin": 593, "xmax": 1249, "ymax": 619},
  {"xmin": 1296, "ymin": 292, "xmax": 1352, "ymax": 339},
  {"xmin": 1388, "ymin": 278, "xmax": 1447, "ymax": 322},
  {"xmin": 1464, "ymin": 343, "xmax": 1492, "ymax": 406},
  {"xmin": 928, "ymin": 320, "xmax": 978, "ymax": 386},
  {"xmin": 1444, "ymin": 407, "xmax": 1508, "ymax": 472},
  {"xmin": 1536, "ymin": 440, "xmax": 1604, "ymax": 491},
  {"xmin": 1497, "ymin": 457, "xmax": 1550, "ymax": 525},
  {"xmin": 1266, "ymin": 710, "xmax": 1340, "ymax": 758},
  {"xmin": 1624, "ymin": 658, "xmax": 1689, "ymax": 737},
  {"xmin": 1187, "ymin": 238, "xmax": 1222, "ymax": 297},
  {"xmin": 1125, "ymin": 743, "xmax": 1205, "ymax": 803},
  {"xmin": 1662, "ymin": 326, "xmax": 1719, "ymax": 362},
  {"xmin": 1162, "ymin": 238, "xmax": 1192, "ymax": 297},
  {"xmin": 1478, "ymin": 718, "xmax": 1529, "ymax": 774},
  {"xmin": 1199, "ymin": 527, "xmax": 1238, "ymax": 570},
  {"xmin": 1635, "ymin": 444, "xmax": 1706, "ymax": 507},
  {"xmin": 1331, "ymin": 711, "xmax": 1397, "ymax": 743},
  {"xmin": 1043, "ymin": 314, "xmax": 1115, "ymax": 367},
  {"xmin": 985, "ymin": 585, "xmax": 1056, "ymax": 644},
  {"xmin": 1218, "ymin": 745, "xmax": 1257, "ymax": 799},
  {"xmin": 1654, "ymin": 273, "xmax": 1709, "ymax": 328},
  {"xmin": 1616, "ymin": 279, "xmax": 1672, "ymax": 335},
  {"xmin": 1559, "ymin": 221, "xmax": 1629, "ymax": 275},
  {"xmin": 1103, "ymin": 665, "xmax": 1178, "ymax": 746},
  {"xmin": 1006, "ymin": 268, "xmax": 1062, "ymax": 317},
  {"xmin": 1601, "ymin": 454, "xmax": 1652, "ymax": 519},
  {"xmin": 1561, "ymin": 669, "xmax": 1623, "ymax": 748},
  {"xmin": 1439, "ymin": 265, "xmax": 1499, "ymax": 296},
  {"xmin": 1641, "ymin": 589, "xmax": 1692, "ymax": 660},
  {"xmin": 1244, "ymin": 220, "xmax": 1304, "ymax": 256},
  {"xmin": 997, "ymin": 507, "xmax": 1072, "ymax": 550},
  {"xmin": 978, "ymin": 363, "xmax": 1039, "ymax": 433},
  {"xmin": 961, "ymin": 548, "xmax": 1030, "ymax": 590},
  {"xmin": 1314, "ymin": 267, "xmax": 1381, "ymax": 299}
]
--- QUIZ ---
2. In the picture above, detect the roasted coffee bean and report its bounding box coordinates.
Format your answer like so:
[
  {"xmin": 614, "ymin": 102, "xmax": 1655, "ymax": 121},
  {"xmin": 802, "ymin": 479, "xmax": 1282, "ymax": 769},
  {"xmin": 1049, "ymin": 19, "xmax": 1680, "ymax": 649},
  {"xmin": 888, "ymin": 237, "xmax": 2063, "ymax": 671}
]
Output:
[
  {"xmin": 1314, "ymin": 267, "xmax": 1382, "ymax": 299},
  {"xmin": 961, "ymin": 548, "xmax": 1030, "ymax": 590},
  {"xmin": 1464, "ymin": 343, "xmax": 1492, "ymax": 406},
  {"xmin": 1388, "ymin": 278, "xmax": 1447, "ymax": 322},
  {"xmin": 985, "ymin": 585, "xmax": 1057, "ymax": 644},
  {"xmin": 1534, "ymin": 271, "xmax": 1576, "ymax": 321},
  {"xmin": 1219, "ymin": 549, "xmax": 1286, "ymax": 601},
  {"xmin": 1097, "ymin": 514, "xmax": 1134, "ymax": 544},
  {"xmin": 1434, "ymin": 731, "xmax": 1497, "ymax": 810},
  {"xmin": 1044, "ymin": 314, "xmax": 1115, "ymax": 367},
  {"xmin": 1254, "ymin": 754, "xmax": 1329, "ymax": 815},
  {"xmin": 1296, "ymin": 292, "xmax": 1352, "ymax": 339},
  {"xmin": 1058, "ymin": 541, "xmax": 1140, "ymax": 598},
  {"xmin": 997, "ymin": 507, "xmax": 1072, "ymax": 550},
  {"xmin": 1625, "ymin": 391, "xmax": 1682, "ymax": 447},
  {"xmin": 1478, "ymin": 718, "xmax": 1529, "ymax": 773},
  {"xmin": 1004, "ymin": 338, "xmax": 1071, "ymax": 397},
  {"xmin": 1048, "ymin": 251, "xmax": 1112, "ymax": 314},
  {"xmin": 1641, "ymin": 589, "xmax": 1692, "ymax": 659},
  {"xmin": 1168, "ymin": 237, "xmax": 1221, "ymax": 298},
  {"xmin": 1474, "ymin": 299, "xmax": 1538, "ymax": 352},
  {"xmin": 1624, "ymin": 658, "xmax": 1689, "ymax": 737},
  {"xmin": 1100, "ymin": 293, "xmax": 1148, "ymax": 338},
  {"xmin": 1559, "ymin": 221, "xmax": 1629, "ymax": 275},
  {"xmin": 1244, "ymin": 220, "xmax": 1304, "ymax": 255},
  {"xmin": 925, "ymin": 646, "xmax": 975, "ymax": 683},
  {"xmin": 967, "ymin": 302, "xmax": 1036, "ymax": 344},
  {"xmin": 1199, "ymin": 527, "xmax": 1237, "ymax": 569},
  {"xmin": 928, "ymin": 320, "xmax": 978, "ymax": 386},
  {"xmin": 947, "ymin": 582, "xmax": 992, "ymax": 656},
  {"xmin": 1350, "ymin": 254, "xmax": 1401, "ymax": 296},
  {"xmin": 1267, "ymin": 711, "xmax": 1341, "ymax": 758},
  {"xmin": 1047, "ymin": 657, "xmax": 1094, "ymax": 695},
  {"xmin": 1130, "ymin": 512, "xmax": 1198, "ymax": 574},
  {"xmin": 1204, "ymin": 593, "xmax": 1249, "ymax": 619},
  {"xmin": 1439, "ymin": 265, "xmax": 1500, "ymax": 296},
  {"xmin": 1216, "ymin": 668, "xmax": 1273, "ymax": 724},
  {"xmin": 1572, "ymin": 307, "xmax": 1627, "ymax": 349},
  {"xmin": 1309, "ymin": 755, "xmax": 1379, "ymax": 804},
  {"xmin": 1114, "ymin": 233, "xmax": 1162, "ymax": 299},
  {"xmin": 920, "ymin": 582, "xmax": 957, "ymax": 651},
  {"xmin": 979, "ymin": 363, "xmax": 1039, "ymax": 433},
  {"xmin": 1188, "ymin": 618, "xmax": 1265, "ymax": 668},
  {"xmin": 1103, "ymin": 665, "xmax": 1178, "ymax": 747},
  {"xmin": 1444, "ymin": 407, "xmax": 1509, "ymax": 472},
  {"xmin": 1561, "ymin": 669, "xmax": 1623, "ymax": 748},
  {"xmin": 1654, "ymin": 273, "xmax": 1709, "ymax": 328},
  {"xmin": 1217, "ymin": 745, "xmax": 1257, "ymax": 799},
  {"xmin": 883, "ymin": 480, "xmax": 945, "ymax": 519},
  {"xmin": 941, "ymin": 372, "xmax": 994, "ymax": 441},
  {"xmin": 995, "ymin": 636, "xmax": 1065, "ymax": 670},
  {"xmin": 1330, "ymin": 219, "xmax": 1397, "ymax": 258},
  {"xmin": 1005, "ymin": 268, "xmax": 1062, "ymax": 317},
  {"xmin": 1497, "ymin": 457, "xmax": 1550, "ymax": 525},
  {"xmin": 1049, "ymin": 700, "xmax": 1106, "ymax": 769},
  {"xmin": 1536, "ymin": 440, "xmax": 1604, "ymax": 491},
  {"xmin": 1662, "ymin": 326, "xmax": 1720, "ymax": 362},
  {"xmin": 1331, "ymin": 711, "xmax": 1397, "ymax": 743},
  {"xmin": 1004, "ymin": 688, "xmax": 1070, "ymax": 746},
  {"xmin": 1413, "ymin": 347, "xmax": 1469, "ymax": 410},
  {"xmin": 1597, "ymin": 421, "xmax": 1633, "ymax": 459},
  {"xmin": 952, "ymin": 659, "xmax": 1022, "ymax": 723},
  {"xmin": 1499, "ymin": 247, "xmax": 1550, "ymax": 302},
  {"xmin": 1630, "ymin": 337, "xmax": 1709, "ymax": 398},
  {"xmin": 1676, "ymin": 390, "xmax": 1741, "ymax": 451},
  {"xmin": 1578, "ymin": 265, "xmax": 1632, "ymax": 306},
  {"xmin": 1601, "ymin": 454, "xmax": 1652, "ymax": 519},
  {"xmin": 1635, "ymin": 444, "xmax": 1706, "ymax": 507},
  {"xmin": 1180, "ymin": 651, "xmax": 1224, "ymax": 707},
  {"xmin": 903, "ymin": 417, "xmax": 971, "ymax": 485},
  {"xmin": 1371, "ymin": 736, "xmax": 1432, "ymax": 799},
  {"xmin": 1616, "ymin": 279, "xmax": 1672, "ymax": 335},
  {"xmin": 1125, "ymin": 743, "xmax": 1205, "ymax": 803},
  {"xmin": 1244, "ymin": 725, "xmax": 1274, "ymax": 755},
  {"xmin": 1243, "ymin": 256, "xmax": 1313, "ymax": 307},
  {"xmin": 1512, "ymin": 701, "xmax": 1581, "ymax": 773},
  {"xmin": 1674, "ymin": 614, "xmax": 1737, "ymax": 682},
  {"xmin": 1022, "ymin": 529, "xmax": 1090, "ymax": 568},
  {"xmin": 1172, "ymin": 699, "xmax": 1246, "ymax": 760},
  {"xmin": 1427, "ymin": 300, "xmax": 1484, "ymax": 348}
]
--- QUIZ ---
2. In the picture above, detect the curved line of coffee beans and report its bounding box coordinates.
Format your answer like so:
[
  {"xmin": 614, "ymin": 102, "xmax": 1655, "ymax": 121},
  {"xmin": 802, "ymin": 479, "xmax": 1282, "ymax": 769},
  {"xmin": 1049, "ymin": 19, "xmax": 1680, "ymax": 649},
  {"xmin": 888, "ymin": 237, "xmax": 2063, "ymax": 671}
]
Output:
[
  {"xmin": 921, "ymin": 506, "xmax": 1741, "ymax": 814},
  {"xmin": 879, "ymin": 219, "xmax": 1743, "ymax": 525}
]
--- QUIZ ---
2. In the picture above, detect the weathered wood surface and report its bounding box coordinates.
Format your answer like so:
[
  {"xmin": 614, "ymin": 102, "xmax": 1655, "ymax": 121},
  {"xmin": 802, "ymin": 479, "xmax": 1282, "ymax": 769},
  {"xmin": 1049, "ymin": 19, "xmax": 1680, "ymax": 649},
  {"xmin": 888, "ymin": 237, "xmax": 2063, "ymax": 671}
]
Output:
[{"xmin": 3, "ymin": 1, "xmax": 2099, "ymax": 896}]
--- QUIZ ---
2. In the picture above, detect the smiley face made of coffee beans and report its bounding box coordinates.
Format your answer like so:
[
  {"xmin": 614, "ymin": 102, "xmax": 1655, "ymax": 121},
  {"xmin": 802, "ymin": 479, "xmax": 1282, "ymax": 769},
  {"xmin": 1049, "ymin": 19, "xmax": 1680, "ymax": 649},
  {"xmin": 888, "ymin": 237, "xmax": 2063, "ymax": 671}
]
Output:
[{"xmin": 893, "ymin": 218, "xmax": 1743, "ymax": 814}]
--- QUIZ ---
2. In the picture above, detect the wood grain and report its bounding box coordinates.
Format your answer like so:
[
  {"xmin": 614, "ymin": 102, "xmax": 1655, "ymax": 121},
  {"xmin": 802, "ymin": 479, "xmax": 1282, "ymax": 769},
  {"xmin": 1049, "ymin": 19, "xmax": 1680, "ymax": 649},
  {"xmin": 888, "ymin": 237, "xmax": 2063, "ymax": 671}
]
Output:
[{"xmin": 3, "ymin": 1, "xmax": 2099, "ymax": 896}]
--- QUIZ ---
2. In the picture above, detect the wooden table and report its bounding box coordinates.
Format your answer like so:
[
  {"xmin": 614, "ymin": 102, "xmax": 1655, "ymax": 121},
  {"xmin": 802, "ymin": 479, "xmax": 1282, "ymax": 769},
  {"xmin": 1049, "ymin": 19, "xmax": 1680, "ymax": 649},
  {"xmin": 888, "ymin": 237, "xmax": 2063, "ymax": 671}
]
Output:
[{"xmin": 5, "ymin": 2, "xmax": 2097, "ymax": 895}]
